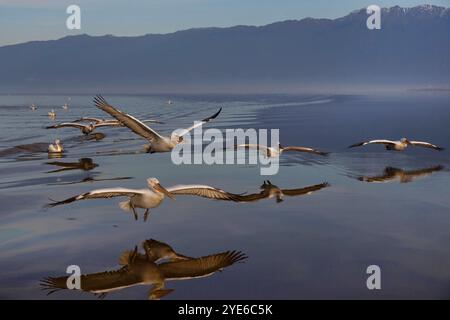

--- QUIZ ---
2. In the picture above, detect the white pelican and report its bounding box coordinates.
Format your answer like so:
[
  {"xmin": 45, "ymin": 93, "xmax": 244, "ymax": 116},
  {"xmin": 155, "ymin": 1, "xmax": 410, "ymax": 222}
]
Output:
[
  {"xmin": 40, "ymin": 238, "xmax": 246, "ymax": 300},
  {"xmin": 349, "ymin": 138, "xmax": 444, "ymax": 151},
  {"xmin": 235, "ymin": 181, "xmax": 329, "ymax": 203},
  {"xmin": 30, "ymin": 104, "xmax": 37, "ymax": 111},
  {"xmin": 46, "ymin": 121, "xmax": 124, "ymax": 135},
  {"xmin": 48, "ymin": 109, "xmax": 56, "ymax": 119},
  {"xmin": 235, "ymin": 143, "xmax": 328, "ymax": 158},
  {"xmin": 93, "ymin": 95, "xmax": 222, "ymax": 153},
  {"xmin": 62, "ymin": 103, "xmax": 69, "ymax": 111},
  {"xmin": 358, "ymin": 165, "xmax": 444, "ymax": 183},
  {"xmin": 47, "ymin": 139, "xmax": 64, "ymax": 155},
  {"xmin": 46, "ymin": 178, "xmax": 242, "ymax": 221}
]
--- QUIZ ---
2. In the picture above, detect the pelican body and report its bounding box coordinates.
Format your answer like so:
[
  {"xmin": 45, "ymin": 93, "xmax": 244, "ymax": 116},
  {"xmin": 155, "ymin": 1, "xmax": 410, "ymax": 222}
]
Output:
[
  {"xmin": 48, "ymin": 109, "xmax": 56, "ymax": 119},
  {"xmin": 48, "ymin": 139, "xmax": 64, "ymax": 154}
]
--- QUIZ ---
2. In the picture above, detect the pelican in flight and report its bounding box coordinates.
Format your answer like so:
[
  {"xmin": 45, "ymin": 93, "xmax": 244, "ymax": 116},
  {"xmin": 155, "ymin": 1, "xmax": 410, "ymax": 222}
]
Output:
[
  {"xmin": 41, "ymin": 238, "xmax": 247, "ymax": 300},
  {"xmin": 46, "ymin": 158, "xmax": 98, "ymax": 173},
  {"xmin": 46, "ymin": 121, "xmax": 124, "ymax": 135},
  {"xmin": 46, "ymin": 178, "xmax": 242, "ymax": 221},
  {"xmin": 358, "ymin": 165, "xmax": 444, "ymax": 183},
  {"xmin": 30, "ymin": 104, "xmax": 37, "ymax": 111},
  {"xmin": 93, "ymin": 95, "xmax": 222, "ymax": 153},
  {"xmin": 235, "ymin": 181, "xmax": 329, "ymax": 203},
  {"xmin": 47, "ymin": 139, "xmax": 64, "ymax": 155},
  {"xmin": 48, "ymin": 109, "xmax": 56, "ymax": 119},
  {"xmin": 235, "ymin": 143, "xmax": 328, "ymax": 158},
  {"xmin": 349, "ymin": 138, "xmax": 444, "ymax": 151}
]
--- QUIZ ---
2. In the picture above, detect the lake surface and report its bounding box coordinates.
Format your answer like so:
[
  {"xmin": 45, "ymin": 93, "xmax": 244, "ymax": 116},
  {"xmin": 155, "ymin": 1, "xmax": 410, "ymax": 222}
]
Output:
[{"xmin": 0, "ymin": 92, "xmax": 449, "ymax": 299}]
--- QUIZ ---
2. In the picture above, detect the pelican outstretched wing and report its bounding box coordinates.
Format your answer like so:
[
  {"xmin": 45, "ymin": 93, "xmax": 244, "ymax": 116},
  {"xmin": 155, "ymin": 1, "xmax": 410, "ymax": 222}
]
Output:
[
  {"xmin": 176, "ymin": 108, "xmax": 222, "ymax": 137},
  {"xmin": 233, "ymin": 191, "xmax": 269, "ymax": 202},
  {"xmin": 93, "ymin": 95, "xmax": 165, "ymax": 144},
  {"xmin": 235, "ymin": 144, "xmax": 272, "ymax": 152},
  {"xmin": 358, "ymin": 167, "xmax": 399, "ymax": 183},
  {"xmin": 349, "ymin": 139, "xmax": 396, "ymax": 148},
  {"xmin": 45, "ymin": 187, "xmax": 144, "ymax": 208},
  {"xmin": 158, "ymin": 250, "xmax": 247, "ymax": 280},
  {"xmin": 282, "ymin": 146, "xmax": 328, "ymax": 156},
  {"xmin": 409, "ymin": 140, "xmax": 444, "ymax": 151},
  {"xmin": 166, "ymin": 184, "xmax": 242, "ymax": 201},
  {"xmin": 281, "ymin": 182, "xmax": 330, "ymax": 196},
  {"xmin": 73, "ymin": 117, "xmax": 104, "ymax": 124},
  {"xmin": 40, "ymin": 265, "xmax": 141, "ymax": 296},
  {"xmin": 94, "ymin": 122, "xmax": 124, "ymax": 128},
  {"xmin": 46, "ymin": 123, "xmax": 88, "ymax": 130}
]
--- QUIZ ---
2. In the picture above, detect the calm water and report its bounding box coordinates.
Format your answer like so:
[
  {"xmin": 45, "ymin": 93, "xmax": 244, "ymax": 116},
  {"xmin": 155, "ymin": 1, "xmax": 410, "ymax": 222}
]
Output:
[{"xmin": 0, "ymin": 92, "xmax": 449, "ymax": 299}]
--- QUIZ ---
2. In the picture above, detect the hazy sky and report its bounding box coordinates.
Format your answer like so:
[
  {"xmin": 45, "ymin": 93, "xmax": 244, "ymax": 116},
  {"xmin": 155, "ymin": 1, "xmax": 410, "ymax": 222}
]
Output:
[{"xmin": 0, "ymin": 0, "xmax": 449, "ymax": 46}]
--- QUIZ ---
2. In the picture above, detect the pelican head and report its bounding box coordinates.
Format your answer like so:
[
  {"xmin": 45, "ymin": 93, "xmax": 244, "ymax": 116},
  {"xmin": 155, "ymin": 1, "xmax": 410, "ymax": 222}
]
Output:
[
  {"xmin": 143, "ymin": 239, "xmax": 190, "ymax": 262},
  {"xmin": 80, "ymin": 158, "xmax": 97, "ymax": 170},
  {"xmin": 401, "ymin": 138, "xmax": 411, "ymax": 145},
  {"xmin": 147, "ymin": 178, "xmax": 175, "ymax": 200},
  {"xmin": 170, "ymin": 133, "xmax": 184, "ymax": 144},
  {"xmin": 55, "ymin": 139, "xmax": 61, "ymax": 146}
]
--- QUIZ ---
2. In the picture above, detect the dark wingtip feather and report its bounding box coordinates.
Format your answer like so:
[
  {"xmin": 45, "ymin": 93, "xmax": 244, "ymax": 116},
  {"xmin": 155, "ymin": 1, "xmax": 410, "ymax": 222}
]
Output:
[
  {"xmin": 39, "ymin": 277, "xmax": 66, "ymax": 295},
  {"xmin": 348, "ymin": 141, "xmax": 365, "ymax": 148},
  {"xmin": 202, "ymin": 107, "xmax": 222, "ymax": 122},
  {"xmin": 227, "ymin": 250, "xmax": 248, "ymax": 265}
]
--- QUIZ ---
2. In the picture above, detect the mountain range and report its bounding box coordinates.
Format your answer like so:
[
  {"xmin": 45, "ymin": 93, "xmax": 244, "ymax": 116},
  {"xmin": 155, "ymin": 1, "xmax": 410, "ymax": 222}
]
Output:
[{"xmin": 0, "ymin": 4, "xmax": 449, "ymax": 93}]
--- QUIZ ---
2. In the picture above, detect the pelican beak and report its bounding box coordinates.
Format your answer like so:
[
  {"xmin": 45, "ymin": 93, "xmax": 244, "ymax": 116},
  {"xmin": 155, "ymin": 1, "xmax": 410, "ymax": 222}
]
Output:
[
  {"xmin": 155, "ymin": 183, "xmax": 176, "ymax": 200},
  {"xmin": 172, "ymin": 253, "xmax": 191, "ymax": 261}
]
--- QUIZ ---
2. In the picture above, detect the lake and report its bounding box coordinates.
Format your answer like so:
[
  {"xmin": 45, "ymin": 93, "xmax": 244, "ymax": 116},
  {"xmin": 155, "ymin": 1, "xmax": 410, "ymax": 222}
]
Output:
[{"xmin": 0, "ymin": 92, "xmax": 449, "ymax": 299}]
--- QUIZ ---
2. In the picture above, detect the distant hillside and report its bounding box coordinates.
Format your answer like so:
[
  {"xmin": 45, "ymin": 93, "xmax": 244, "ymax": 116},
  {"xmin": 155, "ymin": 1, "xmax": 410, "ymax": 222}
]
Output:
[{"xmin": 0, "ymin": 4, "xmax": 449, "ymax": 92}]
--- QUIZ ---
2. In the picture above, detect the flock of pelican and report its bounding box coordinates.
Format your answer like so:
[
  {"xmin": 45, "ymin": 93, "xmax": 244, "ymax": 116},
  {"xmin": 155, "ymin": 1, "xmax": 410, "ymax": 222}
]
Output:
[
  {"xmin": 42, "ymin": 95, "xmax": 445, "ymax": 221},
  {"xmin": 31, "ymin": 95, "xmax": 444, "ymax": 298}
]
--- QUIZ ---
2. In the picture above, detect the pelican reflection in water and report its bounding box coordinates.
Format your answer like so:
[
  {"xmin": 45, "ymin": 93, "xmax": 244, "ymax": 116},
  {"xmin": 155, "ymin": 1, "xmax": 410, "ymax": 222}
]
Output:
[
  {"xmin": 41, "ymin": 238, "xmax": 247, "ymax": 299},
  {"xmin": 46, "ymin": 158, "xmax": 98, "ymax": 173},
  {"xmin": 235, "ymin": 181, "xmax": 330, "ymax": 203},
  {"xmin": 358, "ymin": 165, "xmax": 444, "ymax": 183}
]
